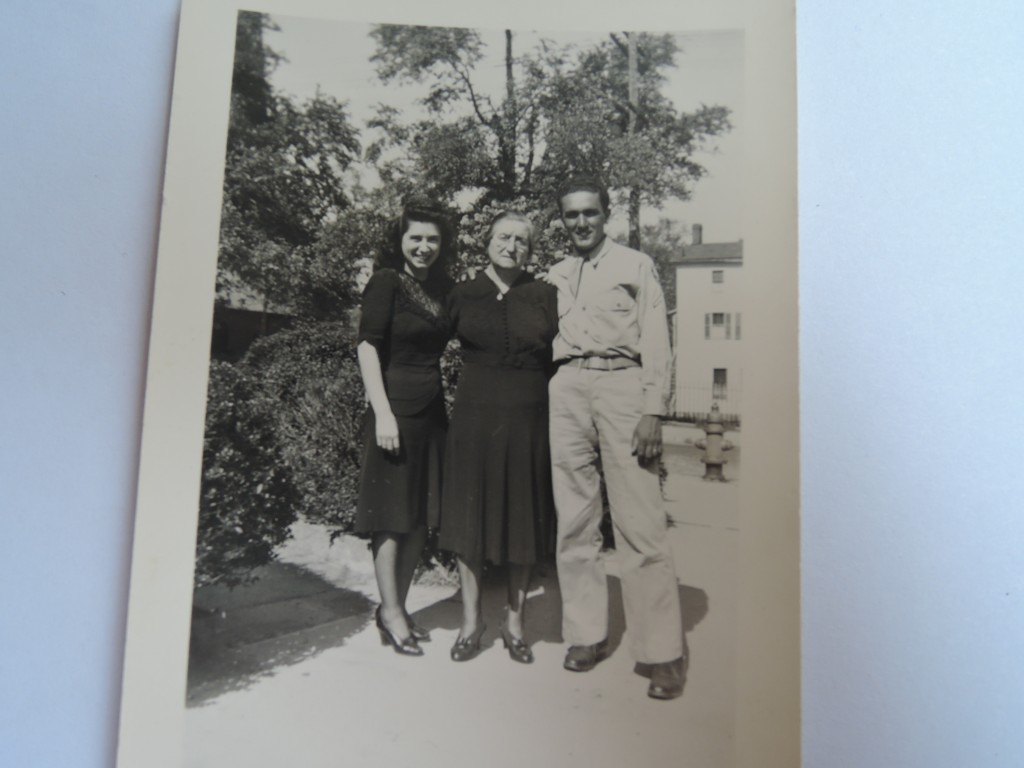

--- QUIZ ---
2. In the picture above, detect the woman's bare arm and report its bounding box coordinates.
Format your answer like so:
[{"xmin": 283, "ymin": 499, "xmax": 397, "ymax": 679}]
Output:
[{"xmin": 357, "ymin": 340, "xmax": 400, "ymax": 454}]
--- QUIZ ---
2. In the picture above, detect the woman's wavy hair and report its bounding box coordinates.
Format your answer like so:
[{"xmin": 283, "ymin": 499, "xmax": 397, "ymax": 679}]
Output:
[{"xmin": 376, "ymin": 197, "xmax": 456, "ymax": 287}]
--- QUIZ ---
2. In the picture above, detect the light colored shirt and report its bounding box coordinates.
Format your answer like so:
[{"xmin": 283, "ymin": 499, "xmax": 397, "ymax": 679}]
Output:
[{"xmin": 548, "ymin": 237, "xmax": 673, "ymax": 415}]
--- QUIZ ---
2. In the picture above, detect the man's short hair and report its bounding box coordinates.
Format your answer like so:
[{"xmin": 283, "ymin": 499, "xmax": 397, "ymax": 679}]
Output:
[{"xmin": 557, "ymin": 174, "xmax": 611, "ymax": 216}]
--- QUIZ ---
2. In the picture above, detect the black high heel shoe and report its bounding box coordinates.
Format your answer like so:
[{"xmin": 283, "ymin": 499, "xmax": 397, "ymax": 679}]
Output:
[
  {"xmin": 450, "ymin": 624, "xmax": 486, "ymax": 662},
  {"xmin": 498, "ymin": 624, "xmax": 534, "ymax": 664},
  {"xmin": 404, "ymin": 610, "xmax": 431, "ymax": 642},
  {"xmin": 376, "ymin": 607, "xmax": 423, "ymax": 657}
]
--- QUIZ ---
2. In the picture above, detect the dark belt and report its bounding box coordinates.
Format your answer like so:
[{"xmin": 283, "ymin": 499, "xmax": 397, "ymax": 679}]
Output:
[
  {"xmin": 462, "ymin": 350, "xmax": 545, "ymax": 370},
  {"xmin": 560, "ymin": 356, "xmax": 640, "ymax": 371}
]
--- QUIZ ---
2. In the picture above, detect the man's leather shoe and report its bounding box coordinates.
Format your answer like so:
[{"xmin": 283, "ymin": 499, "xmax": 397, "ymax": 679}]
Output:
[
  {"xmin": 647, "ymin": 657, "xmax": 685, "ymax": 700},
  {"xmin": 563, "ymin": 639, "xmax": 609, "ymax": 672}
]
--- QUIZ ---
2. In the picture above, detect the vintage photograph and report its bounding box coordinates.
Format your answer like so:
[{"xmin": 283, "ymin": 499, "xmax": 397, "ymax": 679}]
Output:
[
  {"xmin": 117, "ymin": 1, "xmax": 798, "ymax": 766},
  {"xmin": 189, "ymin": 10, "xmax": 742, "ymax": 763}
]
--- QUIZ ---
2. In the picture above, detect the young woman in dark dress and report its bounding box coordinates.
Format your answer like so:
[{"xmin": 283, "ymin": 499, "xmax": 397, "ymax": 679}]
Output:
[
  {"xmin": 439, "ymin": 211, "xmax": 558, "ymax": 664},
  {"xmin": 355, "ymin": 201, "xmax": 454, "ymax": 656}
]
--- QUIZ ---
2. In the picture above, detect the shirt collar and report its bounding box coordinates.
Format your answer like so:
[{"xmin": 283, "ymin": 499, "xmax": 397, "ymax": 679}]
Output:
[
  {"xmin": 484, "ymin": 265, "xmax": 512, "ymax": 296},
  {"xmin": 579, "ymin": 236, "xmax": 611, "ymax": 266}
]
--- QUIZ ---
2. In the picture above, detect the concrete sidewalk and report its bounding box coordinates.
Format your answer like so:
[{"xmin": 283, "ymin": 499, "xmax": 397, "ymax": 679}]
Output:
[{"xmin": 185, "ymin": 471, "xmax": 739, "ymax": 768}]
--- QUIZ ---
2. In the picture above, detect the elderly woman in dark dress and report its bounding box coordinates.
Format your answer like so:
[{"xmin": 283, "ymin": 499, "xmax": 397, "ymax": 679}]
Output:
[
  {"xmin": 439, "ymin": 211, "xmax": 558, "ymax": 664},
  {"xmin": 355, "ymin": 200, "xmax": 454, "ymax": 656}
]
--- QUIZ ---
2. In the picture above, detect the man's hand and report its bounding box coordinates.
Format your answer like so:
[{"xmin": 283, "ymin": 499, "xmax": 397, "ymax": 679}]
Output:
[
  {"xmin": 376, "ymin": 411, "xmax": 400, "ymax": 454},
  {"xmin": 631, "ymin": 414, "xmax": 663, "ymax": 464}
]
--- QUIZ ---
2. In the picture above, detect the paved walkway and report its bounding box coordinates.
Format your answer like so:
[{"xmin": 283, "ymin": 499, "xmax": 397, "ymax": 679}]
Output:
[{"xmin": 185, "ymin": 433, "xmax": 740, "ymax": 768}]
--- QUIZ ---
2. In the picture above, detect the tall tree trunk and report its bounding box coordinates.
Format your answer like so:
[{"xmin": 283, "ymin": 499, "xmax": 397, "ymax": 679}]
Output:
[
  {"xmin": 627, "ymin": 32, "xmax": 641, "ymax": 249},
  {"xmin": 498, "ymin": 29, "xmax": 518, "ymax": 201}
]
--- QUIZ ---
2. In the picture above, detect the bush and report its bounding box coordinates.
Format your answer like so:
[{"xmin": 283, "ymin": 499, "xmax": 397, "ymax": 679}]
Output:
[
  {"xmin": 241, "ymin": 321, "xmax": 366, "ymax": 532},
  {"xmin": 196, "ymin": 360, "xmax": 299, "ymax": 587},
  {"xmin": 248, "ymin": 323, "xmax": 464, "ymax": 572},
  {"xmin": 196, "ymin": 316, "xmax": 467, "ymax": 587},
  {"xmin": 439, "ymin": 340, "xmax": 462, "ymax": 416}
]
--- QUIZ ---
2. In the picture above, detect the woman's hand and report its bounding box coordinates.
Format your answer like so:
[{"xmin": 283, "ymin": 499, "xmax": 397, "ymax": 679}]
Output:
[
  {"xmin": 357, "ymin": 341, "xmax": 400, "ymax": 455},
  {"xmin": 376, "ymin": 411, "xmax": 400, "ymax": 454}
]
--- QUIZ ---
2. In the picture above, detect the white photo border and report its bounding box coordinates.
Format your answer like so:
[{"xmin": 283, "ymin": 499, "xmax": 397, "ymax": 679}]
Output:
[{"xmin": 116, "ymin": 0, "xmax": 798, "ymax": 765}]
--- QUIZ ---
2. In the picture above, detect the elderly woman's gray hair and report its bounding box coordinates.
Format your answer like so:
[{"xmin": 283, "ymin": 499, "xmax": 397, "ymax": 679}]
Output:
[{"xmin": 484, "ymin": 210, "xmax": 537, "ymax": 258}]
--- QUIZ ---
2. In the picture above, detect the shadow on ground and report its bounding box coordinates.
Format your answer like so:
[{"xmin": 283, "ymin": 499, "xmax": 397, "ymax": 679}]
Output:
[
  {"xmin": 187, "ymin": 558, "xmax": 710, "ymax": 706},
  {"xmin": 605, "ymin": 579, "xmax": 709, "ymax": 657},
  {"xmin": 409, "ymin": 561, "xmax": 708, "ymax": 660},
  {"xmin": 187, "ymin": 562, "xmax": 374, "ymax": 706},
  {"xmin": 404, "ymin": 561, "xmax": 565, "ymax": 657}
]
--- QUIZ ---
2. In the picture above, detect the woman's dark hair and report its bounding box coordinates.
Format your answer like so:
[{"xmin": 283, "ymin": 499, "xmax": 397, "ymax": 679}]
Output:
[{"xmin": 377, "ymin": 198, "xmax": 456, "ymax": 286}]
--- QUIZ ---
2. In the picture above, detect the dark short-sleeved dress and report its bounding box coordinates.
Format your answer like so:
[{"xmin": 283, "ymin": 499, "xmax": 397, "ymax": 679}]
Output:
[
  {"xmin": 438, "ymin": 272, "xmax": 558, "ymax": 565},
  {"xmin": 355, "ymin": 268, "xmax": 451, "ymax": 535}
]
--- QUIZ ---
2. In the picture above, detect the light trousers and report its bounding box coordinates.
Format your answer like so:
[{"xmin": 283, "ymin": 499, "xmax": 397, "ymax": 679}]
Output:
[{"xmin": 549, "ymin": 365, "xmax": 683, "ymax": 664}]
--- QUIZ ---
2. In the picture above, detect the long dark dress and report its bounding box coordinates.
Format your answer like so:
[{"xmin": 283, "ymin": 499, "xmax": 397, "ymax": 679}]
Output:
[
  {"xmin": 438, "ymin": 271, "xmax": 558, "ymax": 565},
  {"xmin": 355, "ymin": 268, "xmax": 451, "ymax": 535}
]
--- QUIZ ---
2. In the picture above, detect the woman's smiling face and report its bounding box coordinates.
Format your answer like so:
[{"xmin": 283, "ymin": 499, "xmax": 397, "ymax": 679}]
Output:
[{"xmin": 401, "ymin": 220, "xmax": 442, "ymax": 277}]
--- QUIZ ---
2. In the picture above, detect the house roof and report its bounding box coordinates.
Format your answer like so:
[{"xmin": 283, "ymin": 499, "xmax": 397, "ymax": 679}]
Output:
[{"xmin": 668, "ymin": 240, "xmax": 743, "ymax": 267}]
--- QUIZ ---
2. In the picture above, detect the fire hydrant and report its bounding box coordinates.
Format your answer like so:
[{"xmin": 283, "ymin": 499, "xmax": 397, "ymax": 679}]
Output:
[{"xmin": 696, "ymin": 403, "xmax": 734, "ymax": 481}]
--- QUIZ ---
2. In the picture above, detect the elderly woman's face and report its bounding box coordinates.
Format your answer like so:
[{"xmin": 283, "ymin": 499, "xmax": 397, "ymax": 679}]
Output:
[
  {"xmin": 401, "ymin": 221, "xmax": 442, "ymax": 276},
  {"xmin": 487, "ymin": 218, "xmax": 532, "ymax": 270}
]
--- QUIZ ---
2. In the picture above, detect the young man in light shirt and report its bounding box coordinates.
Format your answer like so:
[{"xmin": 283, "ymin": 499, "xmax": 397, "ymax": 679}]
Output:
[{"xmin": 546, "ymin": 175, "xmax": 685, "ymax": 700}]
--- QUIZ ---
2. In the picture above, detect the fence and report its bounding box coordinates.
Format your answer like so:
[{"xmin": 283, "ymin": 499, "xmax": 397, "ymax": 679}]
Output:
[{"xmin": 670, "ymin": 384, "xmax": 742, "ymax": 427}]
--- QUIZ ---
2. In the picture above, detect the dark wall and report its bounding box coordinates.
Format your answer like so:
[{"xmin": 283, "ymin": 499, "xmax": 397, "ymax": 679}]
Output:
[{"xmin": 211, "ymin": 305, "xmax": 293, "ymax": 362}]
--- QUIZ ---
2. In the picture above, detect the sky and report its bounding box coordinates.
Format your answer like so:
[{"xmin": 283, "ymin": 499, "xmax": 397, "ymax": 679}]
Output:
[{"xmin": 264, "ymin": 17, "xmax": 744, "ymax": 244}]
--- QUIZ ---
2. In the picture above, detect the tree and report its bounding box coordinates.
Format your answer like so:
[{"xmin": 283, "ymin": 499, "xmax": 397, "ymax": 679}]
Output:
[
  {"xmin": 197, "ymin": 13, "xmax": 370, "ymax": 588},
  {"xmin": 640, "ymin": 218, "xmax": 690, "ymax": 311},
  {"xmin": 367, "ymin": 25, "xmax": 731, "ymax": 250},
  {"xmin": 219, "ymin": 11, "xmax": 361, "ymax": 314},
  {"xmin": 286, "ymin": 204, "xmax": 391, "ymax": 320},
  {"xmin": 369, "ymin": 25, "xmax": 528, "ymax": 205},
  {"xmin": 533, "ymin": 33, "xmax": 731, "ymax": 247}
]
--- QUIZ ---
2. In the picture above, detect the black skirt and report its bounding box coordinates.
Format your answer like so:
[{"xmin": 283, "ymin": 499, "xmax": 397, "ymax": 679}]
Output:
[
  {"xmin": 438, "ymin": 363, "xmax": 554, "ymax": 565},
  {"xmin": 354, "ymin": 395, "xmax": 447, "ymax": 535}
]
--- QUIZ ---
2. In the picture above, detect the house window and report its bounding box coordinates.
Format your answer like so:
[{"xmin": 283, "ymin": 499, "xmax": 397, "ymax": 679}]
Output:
[
  {"xmin": 736, "ymin": 312, "xmax": 742, "ymax": 341},
  {"xmin": 713, "ymin": 368, "xmax": 728, "ymax": 400},
  {"xmin": 705, "ymin": 313, "xmax": 734, "ymax": 340},
  {"xmin": 712, "ymin": 270, "xmax": 724, "ymax": 284}
]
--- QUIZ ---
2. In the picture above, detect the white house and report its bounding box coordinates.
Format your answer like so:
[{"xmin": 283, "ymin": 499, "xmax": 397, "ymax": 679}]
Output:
[{"xmin": 668, "ymin": 224, "xmax": 743, "ymax": 423}]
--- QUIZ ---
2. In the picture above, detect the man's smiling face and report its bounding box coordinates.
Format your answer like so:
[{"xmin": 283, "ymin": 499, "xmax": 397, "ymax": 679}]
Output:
[{"xmin": 559, "ymin": 190, "xmax": 608, "ymax": 256}]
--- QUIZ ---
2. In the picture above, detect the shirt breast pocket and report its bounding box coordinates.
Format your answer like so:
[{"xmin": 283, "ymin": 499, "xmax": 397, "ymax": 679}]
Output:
[
  {"xmin": 595, "ymin": 289, "xmax": 635, "ymax": 314},
  {"xmin": 590, "ymin": 288, "xmax": 637, "ymax": 346}
]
